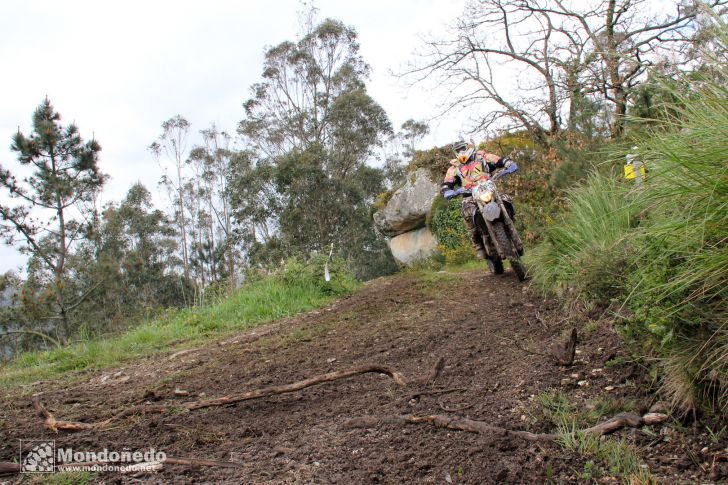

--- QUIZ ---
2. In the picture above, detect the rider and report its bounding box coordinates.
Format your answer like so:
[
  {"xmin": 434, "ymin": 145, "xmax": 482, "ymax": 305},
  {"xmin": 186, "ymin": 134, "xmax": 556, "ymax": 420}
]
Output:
[{"xmin": 440, "ymin": 139, "xmax": 518, "ymax": 260}]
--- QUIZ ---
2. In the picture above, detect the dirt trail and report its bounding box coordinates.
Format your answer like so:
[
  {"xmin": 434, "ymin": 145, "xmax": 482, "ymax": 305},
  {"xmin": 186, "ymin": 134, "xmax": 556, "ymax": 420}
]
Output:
[{"xmin": 0, "ymin": 269, "xmax": 722, "ymax": 483}]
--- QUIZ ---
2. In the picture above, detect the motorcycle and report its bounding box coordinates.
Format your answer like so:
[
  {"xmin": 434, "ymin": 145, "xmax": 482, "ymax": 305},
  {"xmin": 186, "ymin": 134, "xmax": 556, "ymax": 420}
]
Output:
[{"xmin": 454, "ymin": 166, "xmax": 527, "ymax": 281}]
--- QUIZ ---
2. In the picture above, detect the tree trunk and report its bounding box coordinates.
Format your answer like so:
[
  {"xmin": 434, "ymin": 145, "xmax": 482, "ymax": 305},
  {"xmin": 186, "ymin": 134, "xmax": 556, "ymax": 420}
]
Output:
[
  {"xmin": 50, "ymin": 148, "xmax": 71, "ymax": 340},
  {"xmin": 605, "ymin": 0, "xmax": 626, "ymax": 138}
]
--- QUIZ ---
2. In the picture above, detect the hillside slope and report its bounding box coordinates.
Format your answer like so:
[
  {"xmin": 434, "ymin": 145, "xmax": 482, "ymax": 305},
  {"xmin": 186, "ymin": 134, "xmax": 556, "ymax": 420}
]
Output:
[{"xmin": 1, "ymin": 268, "xmax": 724, "ymax": 483}]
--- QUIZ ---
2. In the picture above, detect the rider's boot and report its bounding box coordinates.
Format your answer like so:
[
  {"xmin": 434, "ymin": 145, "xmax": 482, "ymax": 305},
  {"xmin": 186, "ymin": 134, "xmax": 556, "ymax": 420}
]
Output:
[
  {"xmin": 470, "ymin": 229, "xmax": 487, "ymax": 260},
  {"xmin": 462, "ymin": 198, "xmax": 487, "ymax": 260}
]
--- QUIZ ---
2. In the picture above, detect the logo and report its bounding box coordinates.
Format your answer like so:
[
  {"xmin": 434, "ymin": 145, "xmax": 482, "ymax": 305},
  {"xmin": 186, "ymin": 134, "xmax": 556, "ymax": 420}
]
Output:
[
  {"xmin": 20, "ymin": 440, "xmax": 55, "ymax": 473},
  {"xmin": 18, "ymin": 441, "xmax": 166, "ymax": 474}
]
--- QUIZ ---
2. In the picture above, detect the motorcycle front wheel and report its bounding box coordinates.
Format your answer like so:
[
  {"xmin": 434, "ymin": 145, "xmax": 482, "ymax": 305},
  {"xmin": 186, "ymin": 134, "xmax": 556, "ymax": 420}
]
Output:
[
  {"xmin": 492, "ymin": 222, "xmax": 528, "ymax": 281},
  {"xmin": 486, "ymin": 257, "xmax": 504, "ymax": 275},
  {"xmin": 481, "ymin": 233, "xmax": 504, "ymax": 275}
]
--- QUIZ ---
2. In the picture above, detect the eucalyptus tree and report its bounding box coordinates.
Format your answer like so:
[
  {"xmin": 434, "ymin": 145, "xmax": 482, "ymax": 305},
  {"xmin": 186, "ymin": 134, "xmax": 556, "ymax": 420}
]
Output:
[
  {"xmin": 149, "ymin": 115, "xmax": 192, "ymax": 282},
  {"xmin": 236, "ymin": 15, "xmax": 395, "ymax": 276},
  {"xmin": 189, "ymin": 126, "xmax": 238, "ymax": 289}
]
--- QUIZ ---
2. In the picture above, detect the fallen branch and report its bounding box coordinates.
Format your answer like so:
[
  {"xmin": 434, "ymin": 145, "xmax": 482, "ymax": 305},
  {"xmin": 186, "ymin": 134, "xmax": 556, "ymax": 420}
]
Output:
[
  {"xmin": 0, "ymin": 462, "xmax": 20, "ymax": 476},
  {"xmin": 33, "ymin": 396, "xmax": 95, "ymax": 431},
  {"xmin": 581, "ymin": 412, "xmax": 667, "ymax": 435},
  {"xmin": 347, "ymin": 412, "xmax": 668, "ymax": 442},
  {"xmin": 33, "ymin": 361, "xmax": 426, "ymax": 432}
]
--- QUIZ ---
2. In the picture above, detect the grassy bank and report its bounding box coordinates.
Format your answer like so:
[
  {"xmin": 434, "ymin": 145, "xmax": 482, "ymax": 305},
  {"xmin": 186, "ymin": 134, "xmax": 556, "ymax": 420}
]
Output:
[
  {"xmin": 525, "ymin": 61, "xmax": 728, "ymax": 417},
  {"xmin": 0, "ymin": 258, "xmax": 358, "ymax": 387}
]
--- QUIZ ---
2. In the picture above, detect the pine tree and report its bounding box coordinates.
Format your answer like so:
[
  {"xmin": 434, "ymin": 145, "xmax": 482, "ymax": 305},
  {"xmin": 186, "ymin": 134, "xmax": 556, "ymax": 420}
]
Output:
[{"xmin": 0, "ymin": 98, "xmax": 105, "ymax": 340}]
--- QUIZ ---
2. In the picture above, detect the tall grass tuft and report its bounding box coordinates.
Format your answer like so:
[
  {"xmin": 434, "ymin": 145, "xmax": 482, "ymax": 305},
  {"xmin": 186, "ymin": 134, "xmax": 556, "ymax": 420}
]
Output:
[
  {"xmin": 625, "ymin": 71, "xmax": 728, "ymax": 416},
  {"xmin": 525, "ymin": 172, "xmax": 645, "ymax": 307}
]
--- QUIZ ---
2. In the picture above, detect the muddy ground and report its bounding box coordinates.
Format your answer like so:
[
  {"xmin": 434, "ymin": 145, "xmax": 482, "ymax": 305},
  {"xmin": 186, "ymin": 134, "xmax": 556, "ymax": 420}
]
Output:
[{"xmin": 1, "ymin": 268, "xmax": 726, "ymax": 484}]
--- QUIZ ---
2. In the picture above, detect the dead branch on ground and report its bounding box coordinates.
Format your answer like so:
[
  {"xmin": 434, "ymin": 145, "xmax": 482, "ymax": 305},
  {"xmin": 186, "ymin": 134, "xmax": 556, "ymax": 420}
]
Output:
[
  {"xmin": 0, "ymin": 462, "xmax": 20, "ymax": 476},
  {"xmin": 497, "ymin": 328, "xmax": 577, "ymax": 366},
  {"xmin": 33, "ymin": 360, "xmax": 440, "ymax": 432},
  {"xmin": 347, "ymin": 412, "xmax": 668, "ymax": 442}
]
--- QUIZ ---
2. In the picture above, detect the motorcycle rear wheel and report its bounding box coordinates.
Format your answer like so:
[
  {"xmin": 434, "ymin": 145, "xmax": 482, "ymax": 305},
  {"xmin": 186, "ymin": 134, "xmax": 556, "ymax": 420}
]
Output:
[{"xmin": 510, "ymin": 258, "xmax": 527, "ymax": 281}]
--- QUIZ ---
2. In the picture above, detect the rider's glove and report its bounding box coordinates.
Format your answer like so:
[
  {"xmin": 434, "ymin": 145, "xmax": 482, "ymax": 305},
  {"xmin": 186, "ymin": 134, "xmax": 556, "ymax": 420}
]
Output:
[
  {"xmin": 444, "ymin": 187, "xmax": 468, "ymax": 199},
  {"xmin": 494, "ymin": 159, "xmax": 518, "ymax": 180}
]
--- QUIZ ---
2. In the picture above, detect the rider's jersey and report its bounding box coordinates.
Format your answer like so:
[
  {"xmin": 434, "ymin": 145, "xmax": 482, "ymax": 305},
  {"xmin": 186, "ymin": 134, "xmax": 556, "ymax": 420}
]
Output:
[{"xmin": 441, "ymin": 151, "xmax": 506, "ymax": 194}]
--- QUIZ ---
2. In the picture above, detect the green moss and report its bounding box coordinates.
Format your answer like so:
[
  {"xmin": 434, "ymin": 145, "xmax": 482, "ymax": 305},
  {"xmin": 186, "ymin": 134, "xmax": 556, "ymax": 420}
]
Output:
[{"xmin": 373, "ymin": 189, "xmax": 395, "ymax": 211}]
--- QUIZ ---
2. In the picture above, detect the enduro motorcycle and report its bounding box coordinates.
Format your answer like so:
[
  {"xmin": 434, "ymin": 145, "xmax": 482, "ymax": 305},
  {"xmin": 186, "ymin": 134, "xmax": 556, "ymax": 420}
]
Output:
[{"xmin": 458, "ymin": 169, "xmax": 527, "ymax": 281}]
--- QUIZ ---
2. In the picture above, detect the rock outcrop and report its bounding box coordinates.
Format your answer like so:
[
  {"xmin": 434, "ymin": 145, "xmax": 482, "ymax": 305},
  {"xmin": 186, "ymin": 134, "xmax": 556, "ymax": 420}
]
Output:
[
  {"xmin": 373, "ymin": 168, "xmax": 441, "ymax": 266},
  {"xmin": 373, "ymin": 168, "xmax": 439, "ymax": 237},
  {"xmin": 388, "ymin": 227, "xmax": 438, "ymax": 266}
]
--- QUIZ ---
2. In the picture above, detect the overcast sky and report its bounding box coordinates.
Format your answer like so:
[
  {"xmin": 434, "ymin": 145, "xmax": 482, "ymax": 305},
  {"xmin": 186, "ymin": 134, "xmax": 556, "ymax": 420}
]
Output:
[{"xmin": 0, "ymin": 0, "xmax": 477, "ymax": 273}]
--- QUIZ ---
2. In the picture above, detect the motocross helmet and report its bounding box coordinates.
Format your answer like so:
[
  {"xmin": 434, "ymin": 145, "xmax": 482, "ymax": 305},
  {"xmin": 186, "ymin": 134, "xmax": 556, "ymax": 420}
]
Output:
[{"xmin": 452, "ymin": 139, "xmax": 475, "ymax": 164}]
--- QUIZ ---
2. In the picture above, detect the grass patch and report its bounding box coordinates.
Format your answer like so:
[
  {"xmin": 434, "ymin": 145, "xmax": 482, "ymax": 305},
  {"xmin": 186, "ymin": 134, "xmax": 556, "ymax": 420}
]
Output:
[
  {"xmin": 0, "ymin": 260, "xmax": 358, "ymax": 387},
  {"xmin": 530, "ymin": 390, "xmax": 655, "ymax": 483},
  {"xmin": 558, "ymin": 420, "xmax": 655, "ymax": 484},
  {"xmin": 26, "ymin": 471, "xmax": 95, "ymax": 485},
  {"xmin": 411, "ymin": 268, "xmax": 461, "ymax": 294},
  {"xmin": 532, "ymin": 390, "xmax": 637, "ymax": 432}
]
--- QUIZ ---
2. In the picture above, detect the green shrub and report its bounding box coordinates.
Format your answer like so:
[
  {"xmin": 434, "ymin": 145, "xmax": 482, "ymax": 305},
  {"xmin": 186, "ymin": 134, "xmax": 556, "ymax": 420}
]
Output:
[
  {"xmin": 623, "ymin": 69, "xmax": 728, "ymax": 416},
  {"xmin": 373, "ymin": 190, "xmax": 395, "ymax": 211},
  {"xmin": 407, "ymin": 145, "xmax": 452, "ymax": 178},
  {"xmin": 428, "ymin": 195, "xmax": 474, "ymax": 265},
  {"xmin": 275, "ymin": 255, "xmax": 358, "ymax": 296},
  {"xmin": 481, "ymin": 130, "xmax": 536, "ymax": 154}
]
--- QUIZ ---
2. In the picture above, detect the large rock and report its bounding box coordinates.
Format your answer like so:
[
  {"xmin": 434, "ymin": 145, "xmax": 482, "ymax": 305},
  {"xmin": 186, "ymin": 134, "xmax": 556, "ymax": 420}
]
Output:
[
  {"xmin": 373, "ymin": 168, "xmax": 439, "ymax": 237},
  {"xmin": 388, "ymin": 226, "xmax": 439, "ymax": 266}
]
